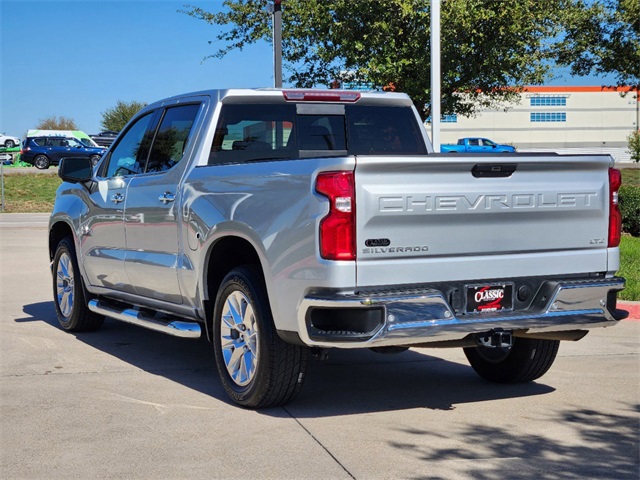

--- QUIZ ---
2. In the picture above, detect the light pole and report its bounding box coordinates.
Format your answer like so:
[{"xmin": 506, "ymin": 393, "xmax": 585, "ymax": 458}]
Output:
[
  {"xmin": 273, "ymin": 0, "xmax": 283, "ymax": 88},
  {"xmin": 430, "ymin": 0, "xmax": 441, "ymax": 153}
]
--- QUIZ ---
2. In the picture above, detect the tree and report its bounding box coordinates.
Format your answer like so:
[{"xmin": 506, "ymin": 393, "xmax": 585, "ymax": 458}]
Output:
[
  {"xmin": 556, "ymin": 0, "xmax": 639, "ymax": 90},
  {"xmin": 181, "ymin": 0, "xmax": 582, "ymax": 119},
  {"xmin": 100, "ymin": 100, "xmax": 147, "ymax": 132},
  {"xmin": 37, "ymin": 115, "xmax": 78, "ymax": 130}
]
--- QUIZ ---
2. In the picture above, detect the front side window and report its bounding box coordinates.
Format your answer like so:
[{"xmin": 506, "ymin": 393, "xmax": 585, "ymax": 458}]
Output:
[
  {"xmin": 146, "ymin": 104, "xmax": 200, "ymax": 173},
  {"xmin": 104, "ymin": 112, "xmax": 156, "ymax": 178},
  {"xmin": 66, "ymin": 138, "xmax": 84, "ymax": 148}
]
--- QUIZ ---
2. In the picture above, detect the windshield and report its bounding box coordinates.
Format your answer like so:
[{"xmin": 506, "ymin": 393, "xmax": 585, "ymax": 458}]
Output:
[{"xmin": 78, "ymin": 137, "xmax": 99, "ymax": 147}]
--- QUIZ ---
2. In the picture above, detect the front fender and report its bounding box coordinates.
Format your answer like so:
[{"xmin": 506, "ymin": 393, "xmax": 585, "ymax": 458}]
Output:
[{"xmin": 49, "ymin": 183, "xmax": 90, "ymax": 268}]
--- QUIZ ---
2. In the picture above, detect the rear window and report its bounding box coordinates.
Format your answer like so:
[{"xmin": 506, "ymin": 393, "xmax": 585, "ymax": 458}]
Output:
[
  {"xmin": 208, "ymin": 103, "xmax": 425, "ymax": 165},
  {"xmin": 346, "ymin": 105, "xmax": 426, "ymax": 155}
]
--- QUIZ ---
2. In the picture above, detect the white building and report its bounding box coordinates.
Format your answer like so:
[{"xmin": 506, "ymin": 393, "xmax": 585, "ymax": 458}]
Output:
[{"xmin": 436, "ymin": 86, "xmax": 639, "ymax": 161}]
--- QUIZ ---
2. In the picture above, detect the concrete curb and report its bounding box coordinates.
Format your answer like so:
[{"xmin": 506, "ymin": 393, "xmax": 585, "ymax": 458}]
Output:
[{"xmin": 619, "ymin": 301, "xmax": 640, "ymax": 320}]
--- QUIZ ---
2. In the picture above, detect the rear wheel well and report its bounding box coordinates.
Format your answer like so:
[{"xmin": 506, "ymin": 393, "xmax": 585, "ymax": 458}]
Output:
[{"xmin": 205, "ymin": 236, "xmax": 263, "ymax": 341}]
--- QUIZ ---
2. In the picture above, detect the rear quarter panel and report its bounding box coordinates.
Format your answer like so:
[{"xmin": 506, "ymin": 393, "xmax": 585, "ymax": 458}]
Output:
[{"xmin": 181, "ymin": 157, "xmax": 357, "ymax": 332}]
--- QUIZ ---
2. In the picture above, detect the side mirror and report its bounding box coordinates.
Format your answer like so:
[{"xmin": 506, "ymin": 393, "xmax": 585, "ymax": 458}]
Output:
[{"xmin": 59, "ymin": 157, "xmax": 93, "ymax": 183}]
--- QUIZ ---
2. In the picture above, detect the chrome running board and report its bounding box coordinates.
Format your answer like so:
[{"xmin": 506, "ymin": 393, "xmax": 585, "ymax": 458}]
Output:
[{"xmin": 87, "ymin": 299, "xmax": 201, "ymax": 339}]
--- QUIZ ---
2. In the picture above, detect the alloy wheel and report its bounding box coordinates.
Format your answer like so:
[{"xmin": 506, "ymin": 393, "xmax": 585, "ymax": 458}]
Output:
[
  {"xmin": 56, "ymin": 252, "xmax": 74, "ymax": 318},
  {"xmin": 219, "ymin": 290, "xmax": 259, "ymax": 387}
]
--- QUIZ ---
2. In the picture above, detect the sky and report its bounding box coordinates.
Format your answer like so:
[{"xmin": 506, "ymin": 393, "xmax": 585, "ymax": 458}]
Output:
[{"xmin": 0, "ymin": 0, "xmax": 618, "ymax": 138}]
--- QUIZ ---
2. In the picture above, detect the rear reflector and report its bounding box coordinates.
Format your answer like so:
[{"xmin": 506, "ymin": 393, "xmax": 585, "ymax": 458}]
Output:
[
  {"xmin": 316, "ymin": 171, "xmax": 356, "ymax": 260},
  {"xmin": 608, "ymin": 168, "xmax": 622, "ymax": 247},
  {"xmin": 283, "ymin": 90, "xmax": 361, "ymax": 102}
]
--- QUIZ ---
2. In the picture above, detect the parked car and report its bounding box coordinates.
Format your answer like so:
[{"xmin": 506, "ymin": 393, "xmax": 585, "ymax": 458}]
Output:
[
  {"xmin": 21, "ymin": 136, "xmax": 107, "ymax": 169},
  {"xmin": 90, "ymin": 131, "xmax": 119, "ymax": 147},
  {"xmin": 0, "ymin": 133, "xmax": 21, "ymax": 149},
  {"xmin": 441, "ymin": 137, "xmax": 516, "ymax": 153}
]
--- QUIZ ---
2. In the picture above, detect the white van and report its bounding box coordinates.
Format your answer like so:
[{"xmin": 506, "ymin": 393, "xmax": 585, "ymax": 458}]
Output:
[{"xmin": 25, "ymin": 130, "xmax": 99, "ymax": 148}]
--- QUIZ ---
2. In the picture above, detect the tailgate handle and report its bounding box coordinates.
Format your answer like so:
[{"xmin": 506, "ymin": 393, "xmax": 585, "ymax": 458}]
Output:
[{"xmin": 472, "ymin": 164, "xmax": 517, "ymax": 178}]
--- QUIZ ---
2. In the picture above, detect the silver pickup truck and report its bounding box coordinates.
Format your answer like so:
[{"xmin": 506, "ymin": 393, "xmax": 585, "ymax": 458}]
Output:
[{"xmin": 49, "ymin": 88, "xmax": 628, "ymax": 408}]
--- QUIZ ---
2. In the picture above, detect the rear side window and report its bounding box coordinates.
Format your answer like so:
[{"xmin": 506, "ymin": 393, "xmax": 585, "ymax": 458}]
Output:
[
  {"xmin": 46, "ymin": 138, "xmax": 72, "ymax": 147},
  {"xmin": 208, "ymin": 102, "xmax": 425, "ymax": 165},
  {"xmin": 209, "ymin": 104, "xmax": 297, "ymax": 165},
  {"xmin": 146, "ymin": 104, "xmax": 200, "ymax": 173}
]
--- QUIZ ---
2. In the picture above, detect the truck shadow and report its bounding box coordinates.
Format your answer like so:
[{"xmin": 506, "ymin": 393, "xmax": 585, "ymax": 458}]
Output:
[
  {"xmin": 289, "ymin": 348, "xmax": 555, "ymax": 415},
  {"xmin": 19, "ymin": 301, "xmax": 555, "ymax": 415},
  {"xmin": 386, "ymin": 404, "xmax": 640, "ymax": 480}
]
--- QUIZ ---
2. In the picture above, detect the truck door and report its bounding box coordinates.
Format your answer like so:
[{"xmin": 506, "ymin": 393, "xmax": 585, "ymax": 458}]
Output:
[
  {"xmin": 480, "ymin": 138, "xmax": 497, "ymax": 152},
  {"xmin": 124, "ymin": 102, "xmax": 203, "ymax": 304},
  {"xmin": 80, "ymin": 111, "xmax": 159, "ymax": 293}
]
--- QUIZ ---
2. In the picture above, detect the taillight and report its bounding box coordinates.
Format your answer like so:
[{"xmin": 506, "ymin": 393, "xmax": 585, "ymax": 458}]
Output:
[
  {"xmin": 608, "ymin": 167, "xmax": 622, "ymax": 247},
  {"xmin": 283, "ymin": 90, "xmax": 360, "ymax": 102},
  {"xmin": 316, "ymin": 171, "xmax": 356, "ymax": 260}
]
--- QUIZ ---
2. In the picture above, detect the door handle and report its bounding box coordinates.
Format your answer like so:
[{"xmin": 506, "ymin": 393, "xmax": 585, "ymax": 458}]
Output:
[
  {"xmin": 111, "ymin": 193, "xmax": 124, "ymax": 204},
  {"xmin": 159, "ymin": 192, "xmax": 175, "ymax": 205}
]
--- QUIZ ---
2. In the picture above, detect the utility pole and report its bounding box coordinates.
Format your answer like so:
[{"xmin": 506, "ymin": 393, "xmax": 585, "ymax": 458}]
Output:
[
  {"xmin": 273, "ymin": 0, "xmax": 283, "ymax": 88},
  {"xmin": 430, "ymin": 0, "xmax": 441, "ymax": 152}
]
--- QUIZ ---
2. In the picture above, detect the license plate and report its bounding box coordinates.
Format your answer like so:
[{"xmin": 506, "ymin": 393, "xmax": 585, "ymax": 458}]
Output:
[{"xmin": 465, "ymin": 283, "xmax": 513, "ymax": 313}]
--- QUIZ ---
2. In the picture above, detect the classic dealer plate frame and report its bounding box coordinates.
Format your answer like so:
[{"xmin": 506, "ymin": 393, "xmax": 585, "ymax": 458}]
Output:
[{"xmin": 465, "ymin": 283, "xmax": 514, "ymax": 313}]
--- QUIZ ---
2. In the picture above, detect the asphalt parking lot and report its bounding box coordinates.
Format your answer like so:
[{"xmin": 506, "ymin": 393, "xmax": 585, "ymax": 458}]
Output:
[{"xmin": 1, "ymin": 214, "xmax": 639, "ymax": 480}]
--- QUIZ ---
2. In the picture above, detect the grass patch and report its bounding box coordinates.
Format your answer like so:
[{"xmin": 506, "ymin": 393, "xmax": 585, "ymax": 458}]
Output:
[
  {"xmin": 619, "ymin": 235, "xmax": 640, "ymax": 301},
  {"xmin": 621, "ymin": 167, "xmax": 640, "ymax": 187},
  {"xmin": 0, "ymin": 174, "xmax": 62, "ymax": 213}
]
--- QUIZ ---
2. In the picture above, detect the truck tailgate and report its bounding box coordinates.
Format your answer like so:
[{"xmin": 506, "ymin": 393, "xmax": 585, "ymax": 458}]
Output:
[{"xmin": 355, "ymin": 154, "xmax": 613, "ymax": 287}]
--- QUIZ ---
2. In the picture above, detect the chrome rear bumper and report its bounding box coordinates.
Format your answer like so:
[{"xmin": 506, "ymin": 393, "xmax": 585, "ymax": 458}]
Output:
[{"xmin": 298, "ymin": 278, "xmax": 627, "ymax": 348}]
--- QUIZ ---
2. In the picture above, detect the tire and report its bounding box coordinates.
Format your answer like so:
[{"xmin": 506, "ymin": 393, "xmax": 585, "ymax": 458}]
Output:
[
  {"xmin": 213, "ymin": 266, "xmax": 309, "ymax": 408},
  {"xmin": 463, "ymin": 337, "xmax": 560, "ymax": 383},
  {"xmin": 5, "ymin": 140, "xmax": 15, "ymax": 148},
  {"xmin": 52, "ymin": 237, "xmax": 104, "ymax": 332},
  {"xmin": 34, "ymin": 155, "xmax": 50, "ymax": 170},
  {"xmin": 90, "ymin": 155, "xmax": 101, "ymax": 166}
]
